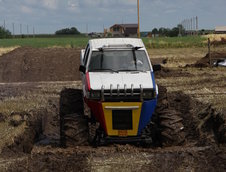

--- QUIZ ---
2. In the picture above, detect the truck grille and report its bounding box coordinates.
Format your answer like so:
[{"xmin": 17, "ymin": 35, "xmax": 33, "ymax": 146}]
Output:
[
  {"xmin": 112, "ymin": 110, "xmax": 132, "ymax": 130},
  {"xmin": 100, "ymin": 84, "xmax": 155, "ymax": 102}
]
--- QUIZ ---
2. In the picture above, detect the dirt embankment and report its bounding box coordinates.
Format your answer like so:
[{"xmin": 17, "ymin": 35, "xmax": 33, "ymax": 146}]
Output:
[
  {"xmin": 189, "ymin": 51, "xmax": 226, "ymax": 67},
  {"xmin": 0, "ymin": 47, "xmax": 81, "ymax": 82}
]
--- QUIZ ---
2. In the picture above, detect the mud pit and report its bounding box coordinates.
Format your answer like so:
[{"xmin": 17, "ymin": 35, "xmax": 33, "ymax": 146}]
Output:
[{"xmin": 0, "ymin": 47, "xmax": 225, "ymax": 171}]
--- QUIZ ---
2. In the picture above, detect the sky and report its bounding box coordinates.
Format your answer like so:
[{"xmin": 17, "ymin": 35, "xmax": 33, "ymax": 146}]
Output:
[{"xmin": 0, "ymin": 0, "xmax": 226, "ymax": 34}]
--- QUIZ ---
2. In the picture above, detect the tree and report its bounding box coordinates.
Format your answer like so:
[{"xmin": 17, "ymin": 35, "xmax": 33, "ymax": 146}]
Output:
[
  {"xmin": 152, "ymin": 28, "xmax": 158, "ymax": 37},
  {"xmin": 169, "ymin": 27, "xmax": 179, "ymax": 37},
  {"xmin": 158, "ymin": 27, "xmax": 170, "ymax": 37},
  {"xmin": 55, "ymin": 27, "xmax": 80, "ymax": 35},
  {"xmin": 0, "ymin": 27, "xmax": 12, "ymax": 39},
  {"xmin": 156, "ymin": 25, "xmax": 185, "ymax": 37}
]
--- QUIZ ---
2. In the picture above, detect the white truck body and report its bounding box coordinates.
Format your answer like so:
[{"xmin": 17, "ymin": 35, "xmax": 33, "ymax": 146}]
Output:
[{"xmin": 80, "ymin": 38, "xmax": 157, "ymax": 100}]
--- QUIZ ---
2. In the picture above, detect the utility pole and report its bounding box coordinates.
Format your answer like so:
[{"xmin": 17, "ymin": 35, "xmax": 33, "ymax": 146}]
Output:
[
  {"xmin": 33, "ymin": 27, "xmax": 35, "ymax": 38},
  {"xmin": 187, "ymin": 19, "xmax": 189, "ymax": 34},
  {"xmin": 137, "ymin": 0, "xmax": 140, "ymax": 38},
  {"xmin": 86, "ymin": 24, "xmax": 88, "ymax": 35},
  {"xmin": 20, "ymin": 23, "xmax": 22, "ymax": 37},
  {"xmin": 4, "ymin": 20, "xmax": 5, "ymax": 29},
  {"xmin": 193, "ymin": 17, "xmax": 196, "ymax": 34},
  {"xmin": 196, "ymin": 16, "xmax": 198, "ymax": 35},
  {"xmin": 27, "ymin": 25, "xmax": 29, "ymax": 37},
  {"xmin": 12, "ymin": 23, "xmax": 15, "ymax": 38}
]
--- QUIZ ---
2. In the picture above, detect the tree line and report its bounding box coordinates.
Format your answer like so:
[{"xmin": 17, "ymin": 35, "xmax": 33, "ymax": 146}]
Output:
[
  {"xmin": 151, "ymin": 25, "xmax": 185, "ymax": 37},
  {"xmin": 0, "ymin": 27, "xmax": 12, "ymax": 39},
  {"xmin": 55, "ymin": 27, "xmax": 80, "ymax": 35}
]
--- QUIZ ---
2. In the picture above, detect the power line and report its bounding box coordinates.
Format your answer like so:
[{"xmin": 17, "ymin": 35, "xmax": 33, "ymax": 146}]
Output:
[
  {"xmin": 180, "ymin": 16, "xmax": 199, "ymax": 35},
  {"xmin": 27, "ymin": 25, "xmax": 29, "ymax": 35},
  {"xmin": 12, "ymin": 22, "xmax": 15, "ymax": 37},
  {"xmin": 20, "ymin": 23, "xmax": 22, "ymax": 35},
  {"xmin": 33, "ymin": 26, "xmax": 35, "ymax": 37}
]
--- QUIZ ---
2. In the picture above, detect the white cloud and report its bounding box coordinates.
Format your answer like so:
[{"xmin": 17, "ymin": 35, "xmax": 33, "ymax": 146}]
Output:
[
  {"xmin": 20, "ymin": 5, "xmax": 33, "ymax": 14},
  {"xmin": 42, "ymin": 0, "xmax": 58, "ymax": 10},
  {"xmin": 67, "ymin": 0, "xmax": 79, "ymax": 12}
]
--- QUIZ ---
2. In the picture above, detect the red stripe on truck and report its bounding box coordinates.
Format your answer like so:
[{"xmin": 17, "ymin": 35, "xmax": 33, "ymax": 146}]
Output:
[{"xmin": 86, "ymin": 72, "xmax": 91, "ymax": 91}]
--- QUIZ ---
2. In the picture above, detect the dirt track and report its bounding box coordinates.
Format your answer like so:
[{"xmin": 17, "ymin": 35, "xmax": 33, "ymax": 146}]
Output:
[{"xmin": 0, "ymin": 47, "xmax": 225, "ymax": 171}]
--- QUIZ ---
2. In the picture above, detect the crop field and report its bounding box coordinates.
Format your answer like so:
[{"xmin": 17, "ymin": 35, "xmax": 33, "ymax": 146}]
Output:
[
  {"xmin": 143, "ymin": 36, "xmax": 208, "ymax": 48},
  {"xmin": 0, "ymin": 40, "xmax": 225, "ymax": 171},
  {"xmin": 0, "ymin": 35, "xmax": 210, "ymax": 49},
  {"xmin": 0, "ymin": 37, "xmax": 89, "ymax": 48}
]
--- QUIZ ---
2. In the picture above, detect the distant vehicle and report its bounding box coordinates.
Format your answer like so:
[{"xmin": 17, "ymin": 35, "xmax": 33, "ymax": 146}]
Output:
[
  {"xmin": 214, "ymin": 59, "xmax": 226, "ymax": 67},
  {"xmin": 88, "ymin": 32, "xmax": 102, "ymax": 38}
]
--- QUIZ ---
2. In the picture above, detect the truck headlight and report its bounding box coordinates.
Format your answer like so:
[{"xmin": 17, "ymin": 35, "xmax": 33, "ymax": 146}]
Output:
[
  {"xmin": 90, "ymin": 90, "xmax": 101, "ymax": 99},
  {"xmin": 143, "ymin": 90, "xmax": 156, "ymax": 99}
]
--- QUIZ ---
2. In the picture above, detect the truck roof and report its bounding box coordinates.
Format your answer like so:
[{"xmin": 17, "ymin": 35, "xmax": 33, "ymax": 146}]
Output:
[{"xmin": 89, "ymin": 38, "xmax": 145, "ymax": 50}]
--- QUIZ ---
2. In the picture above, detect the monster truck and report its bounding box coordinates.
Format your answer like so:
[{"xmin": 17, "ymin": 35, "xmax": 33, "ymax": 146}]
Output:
[{"xmin": 60, "ymin": 38, "xmax": 184, "ymax": 147}]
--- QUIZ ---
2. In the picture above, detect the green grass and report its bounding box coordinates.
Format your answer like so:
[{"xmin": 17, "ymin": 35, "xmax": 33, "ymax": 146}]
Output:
[
  {"xmin": 143, "ymin": 36, "xmax": 208, "ymax": 48},
  {"xmin": 0, "ymin": 37, "xmax": 89, "ymax": 48},
  {"xmin": 0, "ymin": 36, "xmax": 208, "ymax": 49}
]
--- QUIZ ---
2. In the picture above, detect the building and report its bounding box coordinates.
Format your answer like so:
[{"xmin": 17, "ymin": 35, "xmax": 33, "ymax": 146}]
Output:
[
  {"xmin": 215, "ymin": 26, "xmax": 226, "ymax": 34},
  {"xmin": 109, "ymin": 24, "xmax": 138, "ymax": 37}
]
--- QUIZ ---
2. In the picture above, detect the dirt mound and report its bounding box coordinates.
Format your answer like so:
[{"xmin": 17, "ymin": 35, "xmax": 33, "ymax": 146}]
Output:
[
  {"xmin": 0, "ymin": 47, "xmax": 81, "ymax": 82},
  {"xmin": 211, "ymin": 37, "xmax": 226, "ymax": 46},
  {"xmin": 154, "ymin": 67, "xmax": 193, "ymax": 78},
  {"xmin": 189, "ymin": 51, "xmax": 226, "ymax": 68}
]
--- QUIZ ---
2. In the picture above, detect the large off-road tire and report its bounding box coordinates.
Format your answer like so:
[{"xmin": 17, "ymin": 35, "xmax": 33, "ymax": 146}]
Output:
[
  {"xmin": 154, "ymin": 86, "xmax": 185, "ymax": 146},
  {"xmin": 61, "ymin": 113, "xmax": 88, "ymax": 147},
  {"xmin": 60, "ymin": 88, "xmax": 88, "ymax": 147},
  {"xmin": 88, "ymin": 121, "xmax": 98, "ymax": 144},
  {"xmin": 158, "ymin": 109, "xmax": 185, "ymax": 146}
]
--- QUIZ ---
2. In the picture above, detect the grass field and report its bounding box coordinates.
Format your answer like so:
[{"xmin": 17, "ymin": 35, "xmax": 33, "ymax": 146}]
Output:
[
  {"xmin": 0, "ymin": 37, "xmax": 89, "ymax": 48},
  {"xmin": 0, "ymin": 36, "xmax": 208, "ymax": 48},
  {"xmin": 143, "ymin": 36, "xmax": 208, "ymax": 48}
]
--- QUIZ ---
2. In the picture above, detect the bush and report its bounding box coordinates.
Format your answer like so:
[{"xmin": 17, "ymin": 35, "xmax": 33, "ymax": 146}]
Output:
[
  {"xmin": 55, "ymin": 27, "xmax": 80, "ymax": 35},
  {"xmin": 0, "ymin": 27, "xmax": 12, "ymax": 39}
]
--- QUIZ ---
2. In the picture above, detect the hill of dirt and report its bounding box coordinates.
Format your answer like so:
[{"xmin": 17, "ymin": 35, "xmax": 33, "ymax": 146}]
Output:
[
  {"xmin": 0, "ymin": 47, "xmax": 81, "ymax": 82},
  {"xmin": 190, "ymin": 51, "xmax": 226, "ymax": 67}
]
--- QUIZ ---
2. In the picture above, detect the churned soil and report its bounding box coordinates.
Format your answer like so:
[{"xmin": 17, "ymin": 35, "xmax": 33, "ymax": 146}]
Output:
[
  {"xmin": 190, "ymin": 51, "xmax": 226, "ymax": 67},
  {"xmin": 0, "ymin": 47, "xmax": 225, "ymax": 171}
]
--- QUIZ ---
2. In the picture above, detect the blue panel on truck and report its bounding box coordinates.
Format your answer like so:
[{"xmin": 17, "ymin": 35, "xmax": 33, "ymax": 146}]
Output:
[
  {"xmin": 138, "ymin": 99, "xmax": 157, "ymax": 135},
  {"xmin": 151, "ymin": 72, "xmax": 156, "ymax": 90}
]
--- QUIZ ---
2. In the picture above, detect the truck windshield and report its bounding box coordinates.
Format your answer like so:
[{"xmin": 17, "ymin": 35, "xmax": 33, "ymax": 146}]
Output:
[{"xmin": 88, "ymin": 50, "xmax": 151, "ymax": 72}]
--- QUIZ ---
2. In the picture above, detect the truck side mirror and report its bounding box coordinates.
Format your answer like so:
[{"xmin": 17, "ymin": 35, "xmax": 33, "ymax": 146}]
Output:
[
  {"xmin": 80, "ymin": 49, "xmax": 85, "ymax": 64},
  {"xmin": 153, "ymin": 64, "xmax": 161, "ymax": 72},
  {"xmin": 79, "ymin": 65, "xmax": 86, "ymax": 74}
]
